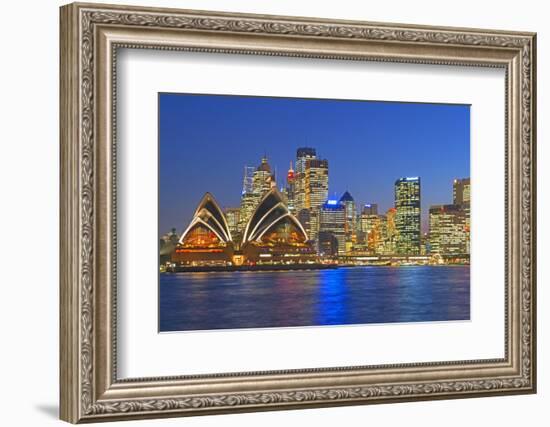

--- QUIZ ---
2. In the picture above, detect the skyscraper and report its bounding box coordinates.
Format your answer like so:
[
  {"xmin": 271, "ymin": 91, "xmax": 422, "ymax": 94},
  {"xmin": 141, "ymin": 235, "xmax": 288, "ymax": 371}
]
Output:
[
  {"xmin": 394, "ymin": 177, "xmax": 421, "ymax": 255},
  {"xmin": 339, "ymin": 191, "xmax": 356, "ymax": 252},
  {"xmin": 238, "ymin": 166, "xmax": 256, "ymax": 233},
  {"xmin": 240, "ymin": 156, "xmax": 277, "ymax": 235},
  {"xmin": 366, "ymin": 215, "xmax": 387, "ymax": 254},
  {"xmin": 304, "ymin": 158, "xmax": 329, "ymax": 210},
  {"xmin": 383, "ymin": 207, "xmax": 398, "ymax": 255},
  {"xmin": 453, "ymin": 177, "xmax": 471, "ymax": 230},
  {"xmin": 239, "ymin": 158, "xmax": 275, "ymax": 236},
  {"xmin": 453, "ymin": 178, "xmax": 470, "ymax": 205},
  {"xmin": 252, "ymin": 156, "xmax": 275, "ymax": 206},
  {"xmin": 360, "ymin": 204, "xmax": 379, "ymax": 235},
  {"xmin": 224, "ymin": 207, "xmax": 241, "ymax": 237},
  {"xmin": 429, "ymin": 204, "xmax": 468, "ymax": 255},
  {"xmin": 286, "ymin": 161, "xmax": 296, "ymax": 214},
  {"xmin": 294, "ymin": 147, "xmax": 316, "ymax": 213},
  {"xmin": 319, "ymin": 199, "xmax": 346, "ymax": 255},
  {"xmin": 428, "ymin": 177, "xmax": 471, "ymax": 256}
]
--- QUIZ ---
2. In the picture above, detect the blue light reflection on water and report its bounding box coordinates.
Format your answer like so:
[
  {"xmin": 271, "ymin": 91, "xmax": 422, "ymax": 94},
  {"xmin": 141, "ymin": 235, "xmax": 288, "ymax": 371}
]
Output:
[{"xmin": 159, "ymin": 266, "xmax": 470, "ymax": 332}]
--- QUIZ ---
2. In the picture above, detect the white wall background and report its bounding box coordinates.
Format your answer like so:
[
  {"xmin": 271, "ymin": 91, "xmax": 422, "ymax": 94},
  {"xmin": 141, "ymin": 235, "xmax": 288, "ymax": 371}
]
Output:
[{"xmin": 0, "ymin": 1, "xmax": 545, "ymax": 426}]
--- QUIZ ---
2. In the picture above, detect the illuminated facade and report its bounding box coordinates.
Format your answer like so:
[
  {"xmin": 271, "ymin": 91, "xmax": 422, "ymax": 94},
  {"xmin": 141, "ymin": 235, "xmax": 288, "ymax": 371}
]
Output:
[
  {"xmin": 429, "ymin": 204, "xmax": 469, "ymax": 255},
  {"xmin": 304, "ymin": 158, "xmax": 329, "ymax": 210},
  {"xmin": 339, "ymin": 191, "xmax": 356, "ymax": 252},
  {"xmin": 453, "ymin": 177, "xmax": 471, "ymax": 230},
  {"xmin": 360, "ymin": 204, "xmax": 379, "ymax": 235},
  {"xmin": 355, "ymin": 206, "xmax": 398, "ymax": 255},
  {"xmin": 297, "ymin": 208, "xmax": 319, "ymax": 246},
  {"xmin": 173, "ymin": 190, "xmax": 314, "ymax": 266},
  {"xmin": 238, "ymin": 165, "xmax": 256, "ymax": 232},
  {"xmin": 366, "ymin": 215, "xmax": 387, "ymax": 254},
  {"xmin": 382, "ymin": 207, "xmax": 398, "ymax": 255},
  {"xmin": 224, "ymin": 207, "xmax": 241, "ymax": 238},
  {"xmin": 319, "ymin": 200, "xmax": 346, "ymax": 255},
  {"xmin": 453, "ymin": 178, "xmax": 470, "ymax": 205},
  {"xmin": 395, "ymin": 177, "xmax": 421, "ymax": 255},
  {"xmin": 167, "ymin": 153, "xmax": 468, "ymax": 265},
  {"xmin": 172, "ymin": 193, "xmax": 234, "ymax": 265},
  {"xmin": 429, "ymin": 177, "xmax": 471, "ymax": 256},
  {"xmin": 252, "ymin": 156, "xmax": 276, "ymax": 207},
  {"xmin": 292, "ymin": 147, "xmax": 328, "ymax": 253},
  {"xmin": 318, "ymin": 231, "xmax": 339, "ymax": 257},
  {"xmin": 285, "ymin": 161, "xmax": 296, "ymax": 214},
  {"xmin": 294, "ymin": 147, "xmax": 316, "ymax": 213}
]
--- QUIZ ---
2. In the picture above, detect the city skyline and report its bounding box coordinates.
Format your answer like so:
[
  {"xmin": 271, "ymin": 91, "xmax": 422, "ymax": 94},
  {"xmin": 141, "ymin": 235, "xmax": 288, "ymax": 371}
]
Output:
[{"xmin": 159, "ymin": 93, "xmax": 470, "ymax": 235}]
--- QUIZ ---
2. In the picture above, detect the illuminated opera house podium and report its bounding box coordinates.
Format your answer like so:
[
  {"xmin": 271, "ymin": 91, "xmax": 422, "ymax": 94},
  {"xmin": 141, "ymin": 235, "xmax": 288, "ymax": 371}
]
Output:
[{"xmin": 171, "ymin": 190, "xmax": 316, "ymax": 268}]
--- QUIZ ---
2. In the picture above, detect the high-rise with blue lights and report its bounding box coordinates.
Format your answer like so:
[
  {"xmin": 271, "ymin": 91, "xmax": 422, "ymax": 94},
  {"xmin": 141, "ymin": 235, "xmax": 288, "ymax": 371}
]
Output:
[{"xmin": 319, "ymin": 199, "xmax": 346, "ymax": 255}]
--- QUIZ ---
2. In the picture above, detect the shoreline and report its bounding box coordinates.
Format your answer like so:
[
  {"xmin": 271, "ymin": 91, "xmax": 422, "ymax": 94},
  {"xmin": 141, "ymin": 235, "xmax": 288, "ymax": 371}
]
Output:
[
  {"xmin": 163, "ymin": 263, "xmax": 469, "ymax": 273},
  {"xmin": 167, "ymin": 264, "xmax": 338, "ymax": 273}
]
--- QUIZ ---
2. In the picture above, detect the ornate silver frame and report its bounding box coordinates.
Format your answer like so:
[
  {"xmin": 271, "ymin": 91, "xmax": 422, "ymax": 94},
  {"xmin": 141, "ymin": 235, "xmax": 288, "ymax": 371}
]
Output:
[{"xmin": 60, "ymin": 2, "xmax": 537, "ymax": 423}]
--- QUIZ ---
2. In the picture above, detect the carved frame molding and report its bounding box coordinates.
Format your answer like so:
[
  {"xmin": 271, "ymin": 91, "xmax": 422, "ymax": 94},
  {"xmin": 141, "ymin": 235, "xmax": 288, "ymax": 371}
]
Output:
[{"xmin": 60, "ymin": 2, "xmax": 536, "ymax": 423}]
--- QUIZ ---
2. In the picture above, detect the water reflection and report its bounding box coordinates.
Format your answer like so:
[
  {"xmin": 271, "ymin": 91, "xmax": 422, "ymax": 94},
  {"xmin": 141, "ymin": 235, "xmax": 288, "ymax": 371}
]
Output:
[{"xmin": 159, "ymin": 266, "xmax": 470, "ymax": 332}]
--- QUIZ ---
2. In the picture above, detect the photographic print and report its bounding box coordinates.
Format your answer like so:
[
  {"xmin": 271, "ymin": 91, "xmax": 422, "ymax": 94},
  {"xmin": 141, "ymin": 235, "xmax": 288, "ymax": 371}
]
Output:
[{"xmin": 159, "ymin": 93, "xmax": 471, "ymax": 332}]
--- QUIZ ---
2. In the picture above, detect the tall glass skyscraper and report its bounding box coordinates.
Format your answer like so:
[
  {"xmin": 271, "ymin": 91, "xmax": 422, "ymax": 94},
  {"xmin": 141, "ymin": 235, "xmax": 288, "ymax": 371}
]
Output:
[
  {"xmin": 294, "ymin": 147, "xmax": 317, "ymax": 213},
  {"xmin": 252, "ymin": 156, "xmax": 275, "ymax": 205},
  {"xmin": 339, "ymin": 191, "xmax": 356, "ymax": 252},
  {"xmin": 319, "ymin": 200, "xmax": 346, "ymax": 255},
  {"xmin": 286, "ymin": 161, "xmax": 296, "ymax": 214},
  {"xmin": 428, "ymin": 177, "xmax": 471, "ymax": 256},
  {"xmin": 394, "ymin": 177, "xmax": 421, "ymax": 255},
  {"xmin": 238, "ymin": 165, "xmax": 256, "ymax": 233},
  {"xmin": 453, "ymin": 177, "xmax": 471, "ymax": 230},
  {"xmin": 429, "ymin": 204, "xmax": 468, "ymax": 255},
  {"xmin": 304, "ymin": 158, "xmax": 329, "ymax": 210},
  {"xmin": 453, "ymin": 178, "xmax": 470, "ymax": 205}
]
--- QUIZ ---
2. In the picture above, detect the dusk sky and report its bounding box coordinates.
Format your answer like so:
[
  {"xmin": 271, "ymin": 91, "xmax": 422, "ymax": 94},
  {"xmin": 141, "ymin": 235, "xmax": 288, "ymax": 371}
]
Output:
[{"xmin": 159, "ymin": 93, "xmax": 470, "ymax": 236}]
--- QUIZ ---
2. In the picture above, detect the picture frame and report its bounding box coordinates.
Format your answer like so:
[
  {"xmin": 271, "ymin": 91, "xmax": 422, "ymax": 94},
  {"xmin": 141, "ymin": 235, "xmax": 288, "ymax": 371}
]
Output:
[{"xmin": 59, "ymin": 2, "xmax": 537, "ymax": 423}]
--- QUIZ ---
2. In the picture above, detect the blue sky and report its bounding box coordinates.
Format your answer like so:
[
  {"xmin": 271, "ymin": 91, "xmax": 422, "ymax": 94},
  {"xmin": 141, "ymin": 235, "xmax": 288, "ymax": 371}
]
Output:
[{"xmin": 159, "ymin": 93, "xmax": 470, "ymax": 235}]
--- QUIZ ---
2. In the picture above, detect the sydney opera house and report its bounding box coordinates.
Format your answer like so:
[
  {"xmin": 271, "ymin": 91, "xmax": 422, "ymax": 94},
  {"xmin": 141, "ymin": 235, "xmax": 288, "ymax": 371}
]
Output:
[{"xmin": 171, "ymin": 189, "xmax": 316, "ymax": 267}]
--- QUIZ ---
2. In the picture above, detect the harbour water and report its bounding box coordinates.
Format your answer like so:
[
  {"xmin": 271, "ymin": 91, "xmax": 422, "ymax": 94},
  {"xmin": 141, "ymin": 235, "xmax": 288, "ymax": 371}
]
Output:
[{"xmin": 159, "ymin": 265, "xmax": 470, "ymax": 332}]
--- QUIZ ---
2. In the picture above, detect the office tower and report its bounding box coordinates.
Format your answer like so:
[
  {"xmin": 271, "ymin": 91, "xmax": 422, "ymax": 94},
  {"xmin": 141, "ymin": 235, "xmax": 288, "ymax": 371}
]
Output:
[
  {"xmin": 366, "ymin": 214, "xmax": 387, "ymax": 254},
  {"xmin": 429, "ymin": 204, "xmax": 469, "ymax": 255},
  {"xmin": 340, "ymin": 191, "xmax": 356, "ymax": 232},
  {"xmin": 238, "ymin": 165, "xmax": 257, "ymax": 233},
  {"xmin": 362, "ymin": 203, "xmax": 378, "ymax": 216},
  {"xmin": 304, "ymin": 158, "xmax": 329, "ymax": 211},
  {"xmin": 420, "ymin": 232, "xmax": 430, "ymax": 256},
  {"xmin": 453, "ymin": 178, "xmax": 471, "ymax": 205},
  {"xmin": 224, "ymin": 207, "xmax": 241, "ymax": 236},
  {"xmin": 428, "ymin": 177, "xmax": 471, "ymax": 256},
  {"xmin": 252, "ymin": 156, "xmax": 275, "ymax": 205},
  {"xmin": 319, "ymin": 199, "xmax": 346, "ymax": 255},
  {"xmin": 318, "ymin": 231, "xmax": 339, "ymax": 257},
  {"xmin": 297, "ymin": 207, "xmax": 319, "ymax": 246},
  {"xmin": 383, "ymin": 207, "xmax": 398, "ymax": 255},
  {"xmin": 453, "ymin": 177, "xmax": 471, "ymax": 231},
  {"xmin": 286, "ymin": 161, "xmax": 296, "ymax": 214},
  {"xmin": 360, "ymin": 204, "xmax": 379, "ymax": 234},
  {"xmin": 293, "ymin": 148, "xmax": 328, "ymax": 252},
  {"xmin": 297, "ymin": 208, "xmax": 312, "ymax": 241},
  {"xmin": 394, "ymin": 177, "xmax": 421, "ymax": 254},
  {"xmin": 294, "ymin": 147, "xmax": 317, "ymax": 213},
  {"xmin": 240, "ymin": 156, "xmax": 276, "ymax": 234},
  {"xmin": 339, "ymin": 191, "xmax": 356, "ymax": 252}
]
